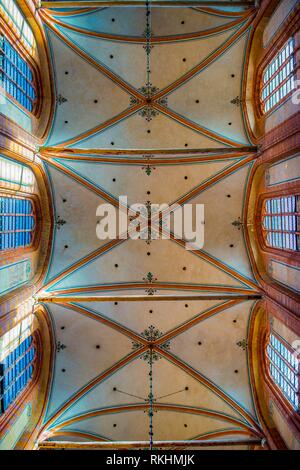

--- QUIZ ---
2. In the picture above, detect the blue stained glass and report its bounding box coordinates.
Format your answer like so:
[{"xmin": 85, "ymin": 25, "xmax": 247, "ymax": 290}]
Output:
[
  {"xmin": 0, "ymin": 335, "xmax": 35, "ymax": 413},
  {"xmin": 0, "ymin": 36, "xmax": 36, "ymax": 112},
  {"xmin": 0, "ymin": 197, "xmax": 34, "ymax": 251}
]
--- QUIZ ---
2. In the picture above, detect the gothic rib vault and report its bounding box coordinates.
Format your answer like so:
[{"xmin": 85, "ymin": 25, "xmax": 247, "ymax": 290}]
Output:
[{"xmin": 36, "ymin": 4, "xmax": 263, "ymax": 448}]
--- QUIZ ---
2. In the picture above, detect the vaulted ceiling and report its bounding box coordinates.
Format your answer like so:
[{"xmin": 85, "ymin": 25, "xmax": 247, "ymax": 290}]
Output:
[{"xmin": 36, "ymin": 4, "xmax": 263, "ymax": 448}]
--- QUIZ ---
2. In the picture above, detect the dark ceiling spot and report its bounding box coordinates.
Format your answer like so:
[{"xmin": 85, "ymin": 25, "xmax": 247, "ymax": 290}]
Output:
[
  {"xmin": 183, "ymin": 58, "xmax": 186, "ymax": 62},
  {"xmin": 111, "ymin": 18, "xmax": 115, "ymax": 22},
  {"xmin": 96, "ymin": 345, "xmax": 100, "ymax": 349},
  {"xmin": 184, "ymin": 424, "xmax": 188, "ymax": 427},
  {"xmin": 227, "ymin": 194, "xmax": 231, "ymax": 198},
  {"xmin": 231, "ymin": 74, "xmax": 235, "ymax": 78},
  {"xmin": 195, "ymin": 99, "xmax": 199, "ymax": 103},
  {"xmin": 147, "ymin": 129, "xmax": 151, "ymax": 134},
  {"xmin": 147, "ymin": 252, "xmax": 151, "ymax": 256},
  {"xmin": 184, "ymin": 143, "xmax": 188, "ymax": 147},
  {"xmin": 235, "ymin": 370, "xmax": 239, "ymax": 374},
  {"xmin": 230, "ymin": 244, "xmax": 234, "ymax": 248},
  {"xmin": 113, "ymin": 387, "xmax": 117, "ymax": 391},
  {"xmin": 64, "ymin": 121, "xmax": 68, "ymax": 124},
  {"xmin": 110, "ymin": 54, "xmax": 114, "ymax": 59},
  {"xmin": 147, "ymin": 191, "xmax": 151, "ymax": 195},
  {"xmin": 198, "ymin": 341, "xmax": 202, "ymax": 345},
  {"xmin": 114, "ymin": 302, "xmax": 118, "ymax": 305},
  {"xmin": 185, "ymin": 386, "xmax": 189, "ymax": 390},
  {"xmin": 184, "ymin": 176, "xmax": 188, "ymax": 179},
  {"xmin": 113, "ymin": 424, "xmax": 117, "ymax": 427},
  {"xmin": 64, "ymin": 245, "xmax": 68, "ymax": 249},
  {"xmin": 185, "ymin": 304, "xmax": 188, "ymax": 308},
  {"xmin": 61, "ymin": 369, "xmax": 66, "ymax": 372},
  {"xmin": 181, "ymin": 20, "xmax": 185, "ymax": 24},
  {"xmin": 94, "ymin": 99, "xmax": 98, "ymax": 103},
  {"xmin": 112, "ymin": 178, "xmax": 116, "ymax": 182},
  {"xmin": 228, "ymin": 122, "xmax": 232, "ymax": 126},
  {"xmin": 65, "ymin": 71, "xmax": 69, "ymax": 75},
  {"xmin": 149, "ymin": 309, "xmax": 153, "ymax": 313},
  {"xmin": 111, "ymin": 142, "xmax": 115, "ymax": 145},
  {"xmin": 115, "ymin": 264, "xmax": 118, "ymax": 268},
  {"xmin": 233, "ymin": 319, "xmax": 237, "ymax": 323},
  {"xmin": 61, "ymin": 326, "xmax": 65, "ymax": 330},
  {"xmin": 182, "ymin": 267, "xmax": 187, "ymax": 271}
]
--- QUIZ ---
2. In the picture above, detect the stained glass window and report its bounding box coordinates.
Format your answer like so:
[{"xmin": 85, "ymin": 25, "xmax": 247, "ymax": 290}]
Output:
[
  {"xmin": 262, "ymin": 195, "xmax": 299, "ymax": 251},
  {"xmin": 0, "ymin": 335, "xmax": 35, "ymax": 414},
  {"xmin": 261, "ymin": 38, "xmax": 295, "ymax": 113},
  {"xmin": 0, "ymin": 36, "xmax": 36, "ymax": 112},
  {"xmin": 267, "ymin": 333, "xmax": 299, "ymax": 411},
  {"xmin": 0, "ymin": 196, "xmax": 35, "ymax": 251}
]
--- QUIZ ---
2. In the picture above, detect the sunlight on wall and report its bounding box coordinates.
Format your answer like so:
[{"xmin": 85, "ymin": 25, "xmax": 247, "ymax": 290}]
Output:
[
  {"xmin": 0, "ymin": 312, "xmax": 34, "ymax": 360},
  {"xmin": 0, "ymin": 0, "xmax": 36, "ymax": 53},
  {"xmin": 0, "ymin": 259, "xmax": 31, "ymax": 297},
  {"xmin": 0, "ymin": 156, "xmax": 35, "ymax": 193}
]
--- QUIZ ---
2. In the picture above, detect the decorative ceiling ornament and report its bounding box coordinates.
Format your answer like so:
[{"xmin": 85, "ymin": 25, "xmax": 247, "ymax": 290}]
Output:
[
  {"xmin": 232, "ymin": 217, "xmax": 243, "ymax": 230},
  {"xmin": 55, "ymin": 216, "xmax": 66, "ymax": 229},
  {"xmin": 236, "ymin": 339, "xmax": 248, "ymax": 351},
  {"xmin": 143, "ymin": 271, "xmax": 157, "ymax": 294},
  {"xmin": 136, "ymin": 85, "xmax": 168, "ymax": 121},
  {"xmin": 230, "ymin": 95, "xmax": 243, "ymax": 107},
  {"xmin": 142, "ymin": 155, "xmax": 156, "ymax": 176},
  {"xmin": 139, "ymin": 105, "xmax": 160, "ymax": 122},
  {"xmin": 57, "ymin": 94, "xmax": 67, "ymax": 105},
  {"xmin": 131, "ymin": 325, "xmax": 171, "ymax": 362},
  {"xmin": 56, "ymin": 341, "xmax": 66, "ymax": 353}
]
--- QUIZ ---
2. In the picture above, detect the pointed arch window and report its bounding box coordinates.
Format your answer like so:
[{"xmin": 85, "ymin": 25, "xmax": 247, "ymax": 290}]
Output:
[
  {"xmin": 0, "ymin": 36, "xmax": 37, "ymax": 113},
  {"xmin": 0, "ymin": 196, "xmax": 36, "ymax": 251},
  {"xmin": 0, "ymin": 335, "xmax": 35, "ymax": 414},
  {"xmin": 260, "ymin": 38, "xmax": 295, "ymax": 114},
  {"xmin": 262, "ymin": 195, "xmax": 299, "ymax": 251},
  {"xmin": 0, "ymin": 314, "xmax": 36, "ymax": 415},
  {"xmin": 267, "ymin": 332, "xmax": 299, "ymax": 411}
]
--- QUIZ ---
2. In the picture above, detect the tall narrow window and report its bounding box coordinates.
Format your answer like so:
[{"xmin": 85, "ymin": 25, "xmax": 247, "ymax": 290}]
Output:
[
  {"xmin": 262, "ymin": 195, "xmax": 299, "ymax": 251},
  {"xmin": 0, "ymin": 335, "xmax": 35, "ymax": 414},
  {"xmin": 0, "ymin": 0, "xmax": 35, "ymax": 51},
  {"xmin": 0, "ymin": 196, "xmax": 35, "ymax": 251},
  {"xmin": 0, "ymin": 36, "xmax": 36, "ymax": 112},
  {"xmin": 0, "ymin": 156, "xmax": 35, "ymax": 193},
  {"xmin": 261, "ymin": 38, "xmax": 295, "ymax": 113},
  {"xmin": 267, "ymin": 332, "xmax": 299, "ymax": 411}
]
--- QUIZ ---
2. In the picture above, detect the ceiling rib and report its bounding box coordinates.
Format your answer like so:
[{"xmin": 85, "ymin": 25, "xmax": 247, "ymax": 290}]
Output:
[
  {"xmin": 50, "ymin": 104, "xmax": 144, "ymax": 149},
  {"xmin": 151, "ymin": 14, "xmax": 255, "ymax": 100},
  {"xmin": 37, "ymin": 294, "xmax": 261, "ymax": 302},
  {"xmin": 39, "ymin": 284, "xmax": 256, "ymax": 296},
  {"xmin": 42, "ymin": 10, "xmax": 248, "ymax": 44},
  {"xmin": 41, "ymin": 147, "xmax": 257, "ymax": 157},
  {"xmin": 50, "ymin": 428, "xmax": 258, "ymax": 444},
  {"xmin": 39, "ymin": 438, "xmax": 261, "ymax": 449},
  {"xmin": 50, "ymin": 301, "xmax": 150, "ymax": 345},
  {"xmin": 40, "ymin": 1, "xmax": 256, "ymax": 8},
  {"xmin": 37, "ymin": 238, "xmax": 125, "ymax": 294},
  {"xmin": 38, "ymin": 153, "xmax": 257, "ymax": 296},
  {"xmin": 47, "ymin": 403, "xmax": 258, "ymax": 435},
  {"xmin": 155, "ymin": 298, "xmax": 244, "ymax": 344},
  {"xmin": 156, "ymin": 348, "xmax": 261, "ymax": 431},
  {"xmin": 40, "ymin": 9, "xmax": 146, "ymax": 101},
  {"xmin": 44, "ymin": 298, "xmax": 244, "ymax": 350},
  {"xmin": 40, "ymin": 346, "xmax": 148, "ymax": 433},
  {"xmin": 152, "ymin": 103, "xmax": 243, "ymax": 147},
  {"xmin": 169, "ymin": 236, "xmax": 258, "ymax": 290}
]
